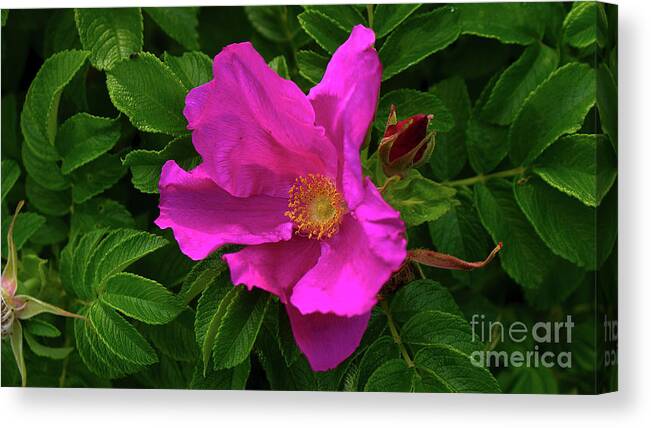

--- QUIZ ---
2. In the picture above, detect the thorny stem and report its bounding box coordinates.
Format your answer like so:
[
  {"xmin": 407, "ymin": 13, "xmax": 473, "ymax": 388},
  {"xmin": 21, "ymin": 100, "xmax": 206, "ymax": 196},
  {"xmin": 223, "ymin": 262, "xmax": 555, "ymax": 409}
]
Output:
[
  {"xmin": 366, "ymin": 4, "xmax": 375, "ymax": 28},
  {"xmin": 443, "ymin": 166, "xmax": 526, "ymax": 187},
  {"xmin": 380, "ymin": 299, "xmax": 414, "ymax": 368}
]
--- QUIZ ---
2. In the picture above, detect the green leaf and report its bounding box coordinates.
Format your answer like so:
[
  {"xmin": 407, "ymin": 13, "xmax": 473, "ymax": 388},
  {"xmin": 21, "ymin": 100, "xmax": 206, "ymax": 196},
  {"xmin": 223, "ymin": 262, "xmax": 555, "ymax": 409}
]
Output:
[
  {"xmin": 357, "ymin": 336, "xmax": 400, "ymax": 390},
  {"xmin": 390, "ymin": 279, "xmax": 463, "ymax": 324},
  {"xmin": 2, "ymin": 95, "xmax": 20, "ymax": 159},
  {"xmin": 164, "ymin": 51, "xmax": 212, "ymax": 91},
  {"xmin": 144, "ymin": 310, "xmax": 198, "ymax": 362},
  {"xmin": 100, "ymin": 272, "xmax": 184, "ymax": 324},
  {"xmin": 414, "ymin": 345, "xmax": 500, "ymax": 392},
  {"xmin": 70, "ymin": 198, "xmax": 135, "ymax": 237},
  {"xmin": 466, "ymin": 73, "xmax": 509, "ymax": 174},
  {"xmin": 364, "ymin": 359, "xmax": 418, "ymax": 392},
  {"xmin": 509, "ymin": 62, "xmax": 597, "ymax": 165},
  {"xmin": 373, "ymin": 4, "xmax": 421, "ymax": 39},
  {"xmin": 524, "ymin": 265, "xmax": 586, "ymax": 310},
  {"xmin": 29, "ymin": 215, "xmax": 67, "ymax": 246},
  {"xmin": 178, "ymin": 254, "xmax": 227, "ymax": 306},
  {"xmin": 498, "ymin": 366, "xmax": 558, "ymax": 394},
  {"xmin": 69, "ymin": 230, "xmax": 107, "ymax": 300},
  {"xmin": 61, "ymin": 58, "xmax": 90, "ymax": 114},
  {"xmin": 562, "ymin": 2, "xmax": 606, "ymax": 49},
  {"xmin": 24, "ymin": 319, "xmax": 61, "ymax": 338},
  {"xmin": 456, "ymin": 3, "xmax": 546, "ymax": 45},
  {"xmin": 86, "ymin": 229, "xmax": 169, "ymax": 290},
  {"xmin": 213, "ymin": 287, "xmax": 271, "ymax": 370},
  {"xmin": 58, "ymin": 235, "xmax": 74, "ymax": 293},
  {"xmin": 190, "ymin": 359, "xmax": 251, "ymax": 390},
  {"xmin": 75, "ymin": 314, "xmax": 142, "ymax": 378},
  {"xmin": 296, "ymin": 50, "xmax": 328, "ymax": 85},
  {"xmin": 374, "ymin": 89, "xmax": 453, "ymax": 133},
  {"xmin": 255, "ymin": 325, "xmax": 318, "ymax": 391},
  {"xmin": 429, "ymin": 76, "xmax": 471, "ymax": 180},
  {"xmin": 18, "ymin": 254, "xmax": 48, "ymax": 292},
  {"xmin": 532, "ymin": 134, "xmax": 616, "ymax": 207},
  {"xmin": 123, "ymin": 243, "xmax": 191, "ymax": 290},
  {"xmin": 64, "ymin": 228, "xmax": 162, "ymax": 299},
  {"xmin": 1, "ymin": 212, "xmax": 45, "ymax": 256},
  {"xmin": 144, "ymin": 7, "xmax": 199, "ymax": 51},
  {"xmin": 25, "ymin": 176, "xmax": 71, "ymax": 216},
  {"xmin": 268, "ymin": 55, "xmax": 290, "ymax": 79},
  {"xmin": 122, "ymin": 135, "xmax": 196, "ymax": 194},
  {"xmin": 356, "ymin": 308, "xmax": 388, "ymax": 354},
  {"xmin": 304, "ymin": 5, "xmax": 366, "ymax": 31},
  {"xmin": 20, "ymin": 49, "xmax": 89, "ymax": 162},
  {"xmin": 466, "ymin": 118, "xmax": 509, "ymax": 175},
  {"xmin": 1, "ymin": 159, "xmax": 20, "ymax": 201},
  {"xmin": 298, "ymin": 9, "xmax": 348, "ymax": 54},
  {"xmin": 21, "ymin": 143, "xmax": 69, "ymax": 191},
  {"xmin": 475, "ymin": 179, "xmax": 580, "ymax": 288},
  {"xmin": 178, "ymin": 255, "xmax": 226, "ymax": 306},
  {"xmin": 379, "ymin": 7, "xmax": 460, "ymax": 81},
  {"xmin": 55, "ymin": 113, "xmax": 121, "ymax": 174},
  {"xmin": 87, "ymin": 302, "xmax": 158, "ymax": 366},
  {"xmin": 137, "ymin": 355, "xmax": 189, "ymax": 389},
  {"xmin": 597, "ymin": 63, "xmax": 617, "ymax": 150},
  {"xmin": 44, "ymin": 10, "xmax": 82, "ymax": 57},
  {"xmin": 428, "ymin": 190, "xmax": 495, "ymax": 286},
  {"xmin": 401, "ymin": 310, "xmax": 481, "ymax": 356},
  {"xmin": 276, "ymin": 305, "xmax": 301, "ymax": 367},
  {"xmin": 382, "ymin": 172, "xmax": 457, "ymax": 227},
  {"xmin": 245, "ymin": 6, "xmax": 307, "ymax": 44},
  {"xmin": 69, "ymin": 153, "xmax": 126, "ymax": 204},
  {"xmin": 481, "ymin": 43, "xmax": 559, "ymax": 126},
  {"xmin": 24, "ymin": 331, "xmax": 73, "ymax": 360},
  {"xmin": 106, "ymin": 52, "xmax": 187, "ymax": 135},
  {"xmin": 194, "ymin": 278, "xmax": 232, "ymax": 372},
  {"xmin": 74, "ymin": 8, "xmax": 143, "ymax": 70},
  {"xmin": 514, "ymin": 176, "xmax": 605, "ymax": 270}
]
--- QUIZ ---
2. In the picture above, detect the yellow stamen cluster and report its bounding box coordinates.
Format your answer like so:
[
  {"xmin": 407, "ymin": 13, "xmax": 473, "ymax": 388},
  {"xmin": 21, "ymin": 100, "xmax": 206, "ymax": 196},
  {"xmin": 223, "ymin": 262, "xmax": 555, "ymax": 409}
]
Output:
[{"xmin": 285, "ymin": 174, "xmax": 347, "ymax": 240}]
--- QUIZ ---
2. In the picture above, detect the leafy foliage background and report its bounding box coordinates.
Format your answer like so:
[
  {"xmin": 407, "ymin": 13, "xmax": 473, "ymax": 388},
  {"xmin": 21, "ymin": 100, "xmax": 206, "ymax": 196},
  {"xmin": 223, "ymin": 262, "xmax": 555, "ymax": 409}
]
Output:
[{"xmin": 1, "ymin": 3, "xmax": 617, "ymax": 393}]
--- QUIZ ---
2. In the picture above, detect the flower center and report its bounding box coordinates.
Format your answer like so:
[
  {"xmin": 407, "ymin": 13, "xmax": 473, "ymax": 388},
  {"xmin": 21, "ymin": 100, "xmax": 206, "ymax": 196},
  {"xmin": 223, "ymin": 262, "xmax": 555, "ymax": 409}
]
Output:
[{"xmin": 285, "ymin": 174, "xmax": 347, "ymax": 240}]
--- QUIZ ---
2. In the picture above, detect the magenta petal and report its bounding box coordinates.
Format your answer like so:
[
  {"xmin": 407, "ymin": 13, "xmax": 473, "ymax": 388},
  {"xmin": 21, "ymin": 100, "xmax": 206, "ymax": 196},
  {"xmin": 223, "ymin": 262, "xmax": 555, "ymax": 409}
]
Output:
[
  {"xmin": 290, "ymin": 178, "xmax": 406, "ymax": 317},
  {"xmin": 223, "ymin": 237, "xmax": 321, "ymax": 302},
  {"xmin": 286, "ymin": 303, "xmax": 370, "ymax": 372},
  {"xmin": 155, "ymin": 161, "xmax": 293, "ymax": 260},
  {"xmin": 308, "ymin": 25, "xmax": 382, "ymax": 209},
  {"xmin": 184, "ymin": 42, "xmax": 337, "ymax": 198}
]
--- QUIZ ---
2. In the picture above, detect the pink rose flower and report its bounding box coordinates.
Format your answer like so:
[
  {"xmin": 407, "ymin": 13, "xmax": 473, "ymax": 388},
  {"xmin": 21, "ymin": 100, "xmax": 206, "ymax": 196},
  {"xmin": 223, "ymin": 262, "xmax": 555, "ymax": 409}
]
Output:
[{"xmin": 156, "ymin": 26, "xmax": 407, "ymax": 371}]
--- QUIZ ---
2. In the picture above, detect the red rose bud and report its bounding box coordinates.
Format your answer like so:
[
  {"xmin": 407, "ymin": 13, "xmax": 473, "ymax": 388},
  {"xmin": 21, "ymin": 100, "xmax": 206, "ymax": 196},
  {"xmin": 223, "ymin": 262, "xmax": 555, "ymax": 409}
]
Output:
[{"xmin": 379, "ymin": 104, "xmax": 435, "ymax": 177}]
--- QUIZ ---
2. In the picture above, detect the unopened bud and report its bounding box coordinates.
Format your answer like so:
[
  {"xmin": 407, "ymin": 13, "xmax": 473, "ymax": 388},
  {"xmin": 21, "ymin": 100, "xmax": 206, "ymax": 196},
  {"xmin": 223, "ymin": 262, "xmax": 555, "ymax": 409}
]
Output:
[{"xmin": 378, "ymin": 105, "xmax": 435, "ymax": 177}]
